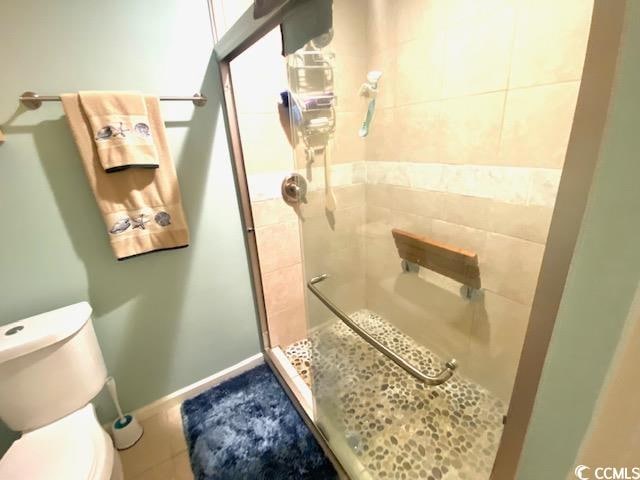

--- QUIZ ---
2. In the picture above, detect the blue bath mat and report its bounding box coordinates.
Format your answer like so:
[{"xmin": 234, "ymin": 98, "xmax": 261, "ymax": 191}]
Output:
[{"xmin": 181, "ymin": 363, "xmax": 338, "ymax": 480}]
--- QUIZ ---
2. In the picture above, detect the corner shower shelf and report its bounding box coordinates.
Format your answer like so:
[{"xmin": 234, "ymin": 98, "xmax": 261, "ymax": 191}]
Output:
[{"xmin": 392, "ymin": 228, "xmax": 481, "ymax": 289}]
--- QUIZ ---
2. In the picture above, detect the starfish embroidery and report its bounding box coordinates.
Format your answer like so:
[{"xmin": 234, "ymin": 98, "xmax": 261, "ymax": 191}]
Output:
[
  {"xmin": 110, "ymin": 122, "xmax": 130, "ymax": 138},
  {"xmin": 131, "ymin": 214, "xmax": 151, "ymax": 230}
]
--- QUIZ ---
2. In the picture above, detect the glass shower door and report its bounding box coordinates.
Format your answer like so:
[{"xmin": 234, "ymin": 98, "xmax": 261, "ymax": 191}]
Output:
[{"xmin": 283, "ymin": 3, "xmax": 507, "ymax": 478}]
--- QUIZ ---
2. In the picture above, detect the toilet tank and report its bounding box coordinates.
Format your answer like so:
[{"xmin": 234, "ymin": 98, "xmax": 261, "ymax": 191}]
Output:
[{"xmin": 0, "ymin": 302, "xmax": 107, "ymax": 432}]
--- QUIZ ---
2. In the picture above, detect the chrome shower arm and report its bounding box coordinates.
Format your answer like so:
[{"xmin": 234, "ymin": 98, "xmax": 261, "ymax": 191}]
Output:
[{"xmin": 307, "ymin": 274, "xmax": 458, "ymax": 386}]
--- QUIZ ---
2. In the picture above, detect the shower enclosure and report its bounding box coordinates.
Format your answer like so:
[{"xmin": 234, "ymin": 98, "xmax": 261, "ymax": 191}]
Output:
[{"xmin": 217, "ymin": 0, "xmax": 594, "ymax": 477}]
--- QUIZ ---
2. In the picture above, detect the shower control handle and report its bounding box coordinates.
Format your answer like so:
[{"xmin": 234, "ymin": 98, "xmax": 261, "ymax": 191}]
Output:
[{"xmin": 281, "ymin": 173, "xmax": 307, "ymax": 205}]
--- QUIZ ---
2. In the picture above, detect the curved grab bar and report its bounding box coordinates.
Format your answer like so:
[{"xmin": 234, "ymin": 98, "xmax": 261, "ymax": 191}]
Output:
[{"xmin": 307, "ymin": 274, "xmax": 458, "ymax": 386}]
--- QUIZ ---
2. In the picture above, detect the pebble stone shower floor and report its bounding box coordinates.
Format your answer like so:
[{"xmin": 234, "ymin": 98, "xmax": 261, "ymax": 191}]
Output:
[{"xmin": 283, "ymin": 310, "xmax": 506, "ymax": 480}]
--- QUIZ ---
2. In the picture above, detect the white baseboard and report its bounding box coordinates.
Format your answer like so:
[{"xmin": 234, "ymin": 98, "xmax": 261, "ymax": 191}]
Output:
[{"xmin": 129, "ymin": 352, "xmax": 264, "ymax": 422}]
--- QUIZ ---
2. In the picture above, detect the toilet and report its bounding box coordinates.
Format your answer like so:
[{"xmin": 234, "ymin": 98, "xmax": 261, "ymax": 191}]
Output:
[{"xmin": 0, "ymin": 302, "xmax": 123, "ymax": 480}]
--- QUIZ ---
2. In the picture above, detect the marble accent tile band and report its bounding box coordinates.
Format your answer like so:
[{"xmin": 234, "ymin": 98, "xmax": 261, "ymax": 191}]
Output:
[{"xmin": 248, "ymin": 161, "xmax": 560, "ymax": 208}]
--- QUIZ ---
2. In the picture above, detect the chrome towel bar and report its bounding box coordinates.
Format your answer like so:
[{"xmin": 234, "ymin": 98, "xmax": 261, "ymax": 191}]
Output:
[
  {"xmin": 19, "ymin": 91, "xmax": 207, "ymax": 110},
  {"xmin": 307, "ymin": 274, "xmax": 458, "ymax": 386}
]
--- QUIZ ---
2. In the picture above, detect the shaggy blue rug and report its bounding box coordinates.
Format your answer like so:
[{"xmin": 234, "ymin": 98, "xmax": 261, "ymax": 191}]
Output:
[{"xmin": 181, "ymin": 363, "xmax": 338, "ymax": 480}]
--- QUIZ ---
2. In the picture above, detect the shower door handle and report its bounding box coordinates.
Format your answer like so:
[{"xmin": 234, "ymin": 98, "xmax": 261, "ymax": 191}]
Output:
[{"xmin": 307, "ymin": 274, "xmax": 458, "ymax": 386}]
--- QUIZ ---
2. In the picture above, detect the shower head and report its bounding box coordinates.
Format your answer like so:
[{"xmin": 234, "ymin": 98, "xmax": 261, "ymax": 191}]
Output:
[{"xmin": 367, "ymin": 70, "xmax": 383, "ymax": 87}]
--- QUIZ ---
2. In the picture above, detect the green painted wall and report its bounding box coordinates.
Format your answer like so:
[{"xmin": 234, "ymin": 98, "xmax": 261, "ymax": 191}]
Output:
[
  {"xmin": 517, "ymin": 3, "xmax": 640, "ymax": 478},
  {"xmin": 0, "ymin": 0, "xmax": 260, "ymax": 453}
]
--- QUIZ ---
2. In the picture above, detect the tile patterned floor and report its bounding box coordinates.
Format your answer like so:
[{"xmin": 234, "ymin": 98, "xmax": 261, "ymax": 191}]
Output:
[
  {"xmin": 284, "ymin": 310, "xmax": 506, "ymax": 480},
  {"xmin": 118, "ymin": 403, "xmax": 193, "ymax": 480}
]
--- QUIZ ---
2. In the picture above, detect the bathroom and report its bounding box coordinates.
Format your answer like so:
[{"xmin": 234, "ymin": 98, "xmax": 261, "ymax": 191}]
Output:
[{"xmin": 0, "ymin": 0, "xmax": 638, "ymax": 479}]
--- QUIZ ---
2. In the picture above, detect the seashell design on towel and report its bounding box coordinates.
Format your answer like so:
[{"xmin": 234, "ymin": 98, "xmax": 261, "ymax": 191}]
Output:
[
  {"xmin": 95, "ymin": 126, "xmax": 114, "ymax": 141},
  {"xmin": 110, "ymin": 122, "xmax": 129, "ymax": 138},
  {"xmin": 134, "ymin": 123, "xmax": 151, "ymax": 138},
  {"xmin": 109, "ymin": 217, "xmax": 131, "ymax": 235},
  {"xmin": 95, "ymin": 122, "xmax": 130, "ymax": 141},
  {"xmin": 131, "ymin": 213, "xmax": 152, "ymax": 230},
  {"xmin": 154, "ymin": 211, "xmax": 172, "ymax": 227}
]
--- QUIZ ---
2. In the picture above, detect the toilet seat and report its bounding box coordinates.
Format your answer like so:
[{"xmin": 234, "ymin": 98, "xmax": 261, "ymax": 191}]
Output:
[{"xmin": 0, "ymin": 403, "xmax": 114, "ymax": 480}]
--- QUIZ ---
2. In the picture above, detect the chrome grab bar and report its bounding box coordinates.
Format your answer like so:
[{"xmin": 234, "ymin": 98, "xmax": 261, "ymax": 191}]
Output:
[{"xmin": 307, "ymin": 274, "xmax": 458, "ymax": 386}]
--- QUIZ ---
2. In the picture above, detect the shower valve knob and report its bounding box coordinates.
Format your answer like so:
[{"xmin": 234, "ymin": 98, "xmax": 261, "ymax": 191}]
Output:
[{"xmin": 281, "ymin": 173, "xmax": 307, "ymax": 205}]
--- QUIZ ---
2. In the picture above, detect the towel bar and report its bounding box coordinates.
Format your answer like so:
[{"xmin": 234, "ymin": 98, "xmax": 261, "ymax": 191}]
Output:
[
  {"xmin": 307, "ymin": 273, "xmax": 458, "ymax": 386},
  {"xmin": 19, "ymin": 91, "xmax": 208, "ymax": 110}
]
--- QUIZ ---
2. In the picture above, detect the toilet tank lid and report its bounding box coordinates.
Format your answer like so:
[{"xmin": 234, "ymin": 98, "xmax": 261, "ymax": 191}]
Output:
[{"xmin": 0, "ymin": 302, "xmax": 93, "ymax": 364}]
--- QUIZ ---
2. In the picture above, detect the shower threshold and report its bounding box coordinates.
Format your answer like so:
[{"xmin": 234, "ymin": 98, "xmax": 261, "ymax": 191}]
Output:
[{"xmin": 283, "ymin": 309, "xmax": 506, "ymax": 480}]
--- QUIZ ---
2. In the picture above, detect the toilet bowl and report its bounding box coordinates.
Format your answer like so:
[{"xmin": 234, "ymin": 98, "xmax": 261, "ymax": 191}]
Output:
[
  {"xmin": 0, "ymin": 302, "xmax": 124, "ymax": 479},
  {"xmin": 0, "ymin": 404, "xmax": 122, "ymax": 480}
]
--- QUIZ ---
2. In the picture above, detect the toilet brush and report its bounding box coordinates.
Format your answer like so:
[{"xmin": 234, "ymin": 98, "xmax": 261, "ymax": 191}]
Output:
[{"xmin": 106, "ymin": 376, "xmax": 144, "ymax": 450}]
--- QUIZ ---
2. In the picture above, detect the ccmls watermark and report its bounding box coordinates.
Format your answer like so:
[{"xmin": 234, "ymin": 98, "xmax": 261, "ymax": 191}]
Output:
[{"xmin": 575, "ymin": 465, "xmax": 640, "ymax": 480}]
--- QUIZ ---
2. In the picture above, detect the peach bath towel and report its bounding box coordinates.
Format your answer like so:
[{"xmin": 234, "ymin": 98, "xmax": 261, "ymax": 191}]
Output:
[
  {"xmin": 62, "ymin": 94, "xmax": 190, "ymax": 260},
  {"xmin": 78, "ymin": 91, "xmax": 159, "ymax": 172}
]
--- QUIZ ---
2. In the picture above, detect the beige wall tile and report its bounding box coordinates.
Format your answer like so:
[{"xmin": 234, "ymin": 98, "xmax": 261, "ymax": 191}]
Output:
[
  {"xmin": 364, "ymin": 237, "xmax": 399, "ymax": 279},
  {"xmin": 296, "ymin": 183, "xmax": 364, "ymax": 221},
  {"xmin": 305, "ymin": 245, "xmax": 365, "ymax": 287},
  {"xmin": 509, "ymin": 0, "xmax": 593, "ymax": 88},
  {"xmin": 307, "ymin": 278, "xmax": 366, "ymax": 325},
  {"xmin": 395, "ymin": 0, "xmax": 426, "ymax": 44},
  {"xmin": 365, "ymin": 273, "xmax": 475, "ymax": 369},
  {"xmin": 388, "ymin": 186, "xmax": 446, "ymax": 220},
  {"xmin": 482, "ymin": 232, "xmax": 545, "ymax": 305},
  {"xmin": 466, "ymin": 291, "xmax": 530, "ymax": 400},
  {"xmin": 365, "ymin": 203, "xmax": 391, "ymax": 225},
  {"xmin": 486, "ymin": 201, "xmax": 553, "ymax": 244},
  {"xmin": 365, "ymin": 107, "xmax": 396, "ymax": 161},
  {"xmin": 247, "ymin": 170, "xmax": 284, "ymax": 202},
  {"xmin": 431, "ymin": 219, "xmax": 488, "ymax": 257},
  {"xmin": 298, "ymin": 190, "xmax": 327, "ymax": 219},
  {"xmin": 252, "ymin": 199, "xmax": 299, "ymax": 228},
  {"xmin": 334, "ymin": 54, "xmax": 369, "ymax": 113},
  {"xmin": 396, "ymin": 0, "xmax": 447, "ymax": 45},
  {"xmin": 262, "ymin": 263, "xmax": 305, "ymax": 317},
  {"xmin": 439, "ymin": 92, "xmax": 505, "ymax": 165},
  {"xmin": 442, "ymin": 0, "xmax": 516, "ymax": 97},
  {"xmin": 334, "ymin": 184, "xmax": 366, "ymax": 209},
  {"xmin": 390, "ymin": 211, "xmax": 433, "ymax": 238},
  {"xmin": 255, "ymin": 222, "xmax": 302, "ymax": 273},
  {"xmin": 394, "ymin": 102, "xmax": 442, "ymax": 163},
  {"xmin": 332, "ymin": 0, "xmax": 369, "ymax": 61},
  {"xmin": 302, "ymin": 205, "xmax": 366, "ymax": 256},
  {"xmin": 441, "ymin": 193, "xmax": 493, "ymax": 231},
  {"xmin": 365, "ymin": 183, "xmax": 391, "ymax": 208},
  {"xmin": 334, "ymin": 111, "xmax": 366, "ymax": 164},
  {"xmin": 499, "ymin": 82, "xmax": 580, "ymax": 168},
  {"xmin": 368, "ymin": 50, "xmax": 396, "ymax": 109},
  {"xmin": 395, "ymin": 37, "xmax": 444, "ymax": 105},
  {"xmin": 267, "ymin": 295, "xmax": 307, "ymax": 347},
  {"xmin": 366, "ymin": 0, "xmax": 396, "ymax": 54}
]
